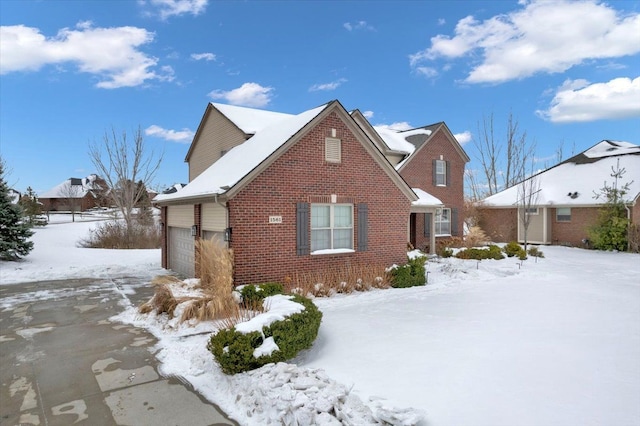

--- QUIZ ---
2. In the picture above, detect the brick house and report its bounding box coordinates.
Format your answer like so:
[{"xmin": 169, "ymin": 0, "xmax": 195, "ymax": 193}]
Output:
[
  {"xmin": 478, "ymin": 140, "xmax": 640, "ymax": 247},
  {"xmin": 40, "ymin": 175, "xmax": 108, "ymax": 212},
  {"xmin": 154, "ymin": 100, "xmax": 468, "ymax": 282}
]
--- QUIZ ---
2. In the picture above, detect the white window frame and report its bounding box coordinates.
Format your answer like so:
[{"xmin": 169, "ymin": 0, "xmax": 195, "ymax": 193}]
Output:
[
  {"xmin": 556, "ymin": 207, "xmax": 571, "ymax": 222},
  {"xmin": 435, "ymin": 159, "xmax": 446, "ymax": 186},
  {"xmin": 311, "ymin": 204, "xmax": 353, "ymax": 252},
  {"xmin": 435, "ymin": 207, "xmax": 451, "ymax": 236},
  {"xmin": 325, "ymin": 138, "xmax": 341, "ymax": 163}
]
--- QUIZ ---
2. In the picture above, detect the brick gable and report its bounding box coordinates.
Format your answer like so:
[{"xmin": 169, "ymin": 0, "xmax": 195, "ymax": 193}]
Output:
[{"xmin": 229, "ymin": 111, "xmax": 412, "ymax": 285}]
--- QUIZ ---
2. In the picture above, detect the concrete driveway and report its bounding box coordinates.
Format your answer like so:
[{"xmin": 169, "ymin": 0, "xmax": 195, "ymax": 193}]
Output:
[{"xmin": 0, "ymin": 277, "xmax": 237, "ymax": 426}]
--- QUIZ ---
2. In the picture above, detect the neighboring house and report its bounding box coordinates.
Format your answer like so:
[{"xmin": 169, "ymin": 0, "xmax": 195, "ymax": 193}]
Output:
[
  {"xmin": 478, "ymin": 140, "xmax": 640, "ymax": 247},
  {"xmin": 8, "ymin": 188, "xmax": 21, "ymax": 204},
  {"xmin": 154, "ymin": 100, "xmax": 468, "ymax": 282},
  {"xmin": 40, "ymin": 174, "xmax": 108, "ymax": 212}
]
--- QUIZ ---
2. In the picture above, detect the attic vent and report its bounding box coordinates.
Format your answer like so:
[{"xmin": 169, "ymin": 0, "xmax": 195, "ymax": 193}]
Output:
[
  {"xmin": 567, "ymin": 191, "xmax": 579, "ymax": 199},
  {"xmin": 325, "ymin": 137, "xmax": 341, "ymax": 163}
]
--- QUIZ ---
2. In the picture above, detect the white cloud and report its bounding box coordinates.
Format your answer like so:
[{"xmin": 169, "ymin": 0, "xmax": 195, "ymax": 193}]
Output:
[
  {"xmin": 537, "ymin": 76, "xmax": 640, "ymax": 123},
  {"xmin": 191, "ymin": 52, "xmax": 216, "ymax": 61},
  {"xmin": 415, "ymin": 67, "xmax": 438, "ymax": 78},
  {"xmin": 454, "ymin": 131, "xmax": 472, "ymax": 145},
  {"xmin": 309, "ymin": 78, "xmax": 347, "ymax": 92},
  {"xmin": 0, "ymin": 22, "xmax": 172, "ymax": 89},
  {"xmin": 208, "ymin": 82, "xmax": 274, "ymax": 107},
  {"xmin": 143, "ymin": 0, "xmax": 208, "ymax": 20},
  {"xmin": 343, "ymin": 21, "xmax": 375, "ymax": 31},
  {"xmin": 410, "ymin": 0, "xmax": 640, "ymax": 84},
  {"xmin": 362, "ymin": 111, "xmax": 374, "ymax": 119},
  {"xmin": 376, "ymin": 122, "xmax": 413, "ymax": 131},
  {"xmin": 145, "ymin": 125, "xmax": 194, "ymax": 142}
]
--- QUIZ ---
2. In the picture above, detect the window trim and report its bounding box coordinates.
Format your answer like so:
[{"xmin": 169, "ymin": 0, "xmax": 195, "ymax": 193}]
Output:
[
  {"xmin": 435, "ymin": 159, "xmax": 447, "ymax": 186},
  {"xmin": 435, "ymin": 207, "xmax": 451, "ymax": 236},
  {"xmin": 525, "ymin": 207, "xmax": 539, "ymax": 216},
  {"xmin": 310, "ymin": 203, "xmax": 353, "ymax": 253},
  {"xmin": 556, "ymin": 207, "xmax": 571, "ymax": 222}
]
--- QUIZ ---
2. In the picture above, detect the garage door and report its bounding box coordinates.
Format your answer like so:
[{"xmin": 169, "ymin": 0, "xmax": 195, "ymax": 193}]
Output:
[{"xmin": 168, "ymin": 227, "xmax": 195, "ymax": 278}]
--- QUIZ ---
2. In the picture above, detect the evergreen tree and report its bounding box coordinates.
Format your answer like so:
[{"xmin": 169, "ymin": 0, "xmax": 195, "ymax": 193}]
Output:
[
  {"xmin": 0, "ymin": 159, "xmax": 34, "ymax": 260},
  {"xmin": 588, "ymin": 159, "xmax": 633, "ymax": 251},
  {"xmin": 19, "ymin": 186, "xmax": 46, "ymax": 227}
]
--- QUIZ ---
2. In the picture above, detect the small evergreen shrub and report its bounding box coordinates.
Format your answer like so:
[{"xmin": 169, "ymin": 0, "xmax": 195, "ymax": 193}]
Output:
[
  {"xmin": 504, "ymin": 241, "xmax": 527, "ymax": 259},
  {"xmin": 455, "ymin": 244, "xmax": 504, "ymax": 260},
  {"xmin": 527, "ymin": 246, "xmax": 544, "ymax": 258},
  {"xmin": 390, "ymin": 256, "xmax": 426, "ymax": 288},
  {"xmin": 240, "ymin": 282, "xmax": 284, "ymax": 304},
  {"xmin": 207, "ymin": 294, "xmax": 322, "ymax": 375},
  {"xmin": 440, "ymin": 247, "xmax": 454, "ymax": 258}
]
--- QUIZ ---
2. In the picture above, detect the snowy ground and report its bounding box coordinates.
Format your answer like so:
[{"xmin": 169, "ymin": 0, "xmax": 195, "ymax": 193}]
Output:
[{"xmin": 2, "ymin": 219, "xmax": 639, "ymax": 425}]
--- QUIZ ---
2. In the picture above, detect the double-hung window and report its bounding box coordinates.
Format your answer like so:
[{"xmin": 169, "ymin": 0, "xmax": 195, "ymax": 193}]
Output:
[
  {"xmin": 435, "ymin": 207, "xmax": 451, "ymax": 236},
  {"xmin": 435, "ymin": 160, "xmax": 446, "ymax": 186},
  {"xmin": 556, "ymin": 207, "xmax": 571, "ymax": 222},
  {"xmin": 311, "ymin": 204, "xmax": 353, "ymax": 251}
]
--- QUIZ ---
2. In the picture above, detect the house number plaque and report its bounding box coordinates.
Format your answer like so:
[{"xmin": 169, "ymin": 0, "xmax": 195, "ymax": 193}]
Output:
[{"xmin": 269, "ymin": 216, "xmax": 283, "ymax": 224}]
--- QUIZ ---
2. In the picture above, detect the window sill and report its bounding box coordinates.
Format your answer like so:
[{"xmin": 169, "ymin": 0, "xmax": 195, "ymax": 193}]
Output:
[
  {"xmin": 311, "ymin": 248, "xmax": 355, "ymax": 256},
  {"xmin": 435, "ymin": 234, "xmax": 451, "ymax": 237}
]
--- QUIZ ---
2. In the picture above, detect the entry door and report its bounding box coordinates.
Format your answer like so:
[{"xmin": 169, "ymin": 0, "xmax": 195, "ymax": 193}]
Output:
[{"xmin": 409, "ymin": 213, "xmax": 417, "ymax": 248}]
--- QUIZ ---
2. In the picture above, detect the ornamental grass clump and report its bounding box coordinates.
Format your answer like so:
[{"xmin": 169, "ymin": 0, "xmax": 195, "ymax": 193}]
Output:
[{"xmin": 289, "ymin": 264, "xmax": 389, "ymax": 297}]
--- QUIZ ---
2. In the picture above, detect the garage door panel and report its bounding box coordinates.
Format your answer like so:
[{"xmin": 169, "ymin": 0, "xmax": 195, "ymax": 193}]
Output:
[{"xmin": 169, "ymin": 227, "xmax": 194, "ymax": 277}]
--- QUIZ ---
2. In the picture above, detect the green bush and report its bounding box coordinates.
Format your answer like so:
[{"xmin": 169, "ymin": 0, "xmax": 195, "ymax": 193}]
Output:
[
  {"xmin": 207, "ymin": 294, "xmax": 322, "ymax": 374},
  {"xmin": 503, "ymin": 241, "xmax": 527, "ymax": 259},
  {"xmin": 390, "ymin": 256, "xmax": 426, "ymax": 288},
  {"xmin": 440, "ymin": 247, "xmax": 454, "ymax": 258},
  {"xmin": 527, "ymin": 246, "xmax": 544, "ymax": 258},
  {"xmin": 455, "ymin": 244, "xmax": 504, "ymax": 260},
  {"xmin": 239, "ymin": 282, "xmax": 284, "ymax": 304}
]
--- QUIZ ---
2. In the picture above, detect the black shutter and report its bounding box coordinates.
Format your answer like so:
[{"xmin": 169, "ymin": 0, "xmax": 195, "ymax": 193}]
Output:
[
  {"xmin": 357, "ymin": 203, "xmax": 368, "ymax": 252},
  {"xmin": 424, "ymin": 213, "xmax": 432, "ymax": 237},
  {"xmin": 432, "ymin": 159, "xmax": 437, "ymax": 186},
  {"xmin": 296, "ymin": 202, "xmax": 310, "ymax": 255},
  {"xmin": 451, "ymin": 208, "xmax": 459, "ymax": 236},
  {"xmin": 446, "ymin": 160, "xmax": 451, "ymax": 187}
]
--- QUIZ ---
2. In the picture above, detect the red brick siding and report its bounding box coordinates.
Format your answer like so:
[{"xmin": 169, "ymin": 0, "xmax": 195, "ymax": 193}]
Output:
[
  {"xmin": 478, "ymin": 208, "xmax": 518, "ymax": 243},
  {"xmin": 551, "ymin": 207, "xmax": 598, "ymax": 246},
  {"xmin": 229, "ymin": 112, "xmax": 412, "ymax": 285},
  {"xmin": 399, "ymin": 128, "xmax": 466, "ymax": 249}
]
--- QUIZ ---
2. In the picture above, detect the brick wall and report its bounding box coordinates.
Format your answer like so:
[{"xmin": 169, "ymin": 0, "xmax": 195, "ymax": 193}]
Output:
[
  {"xmin": 478, "ymin": 208, "xmax": 518, "ymax": 243},
  {"xmin": 399, "ymin": 127, "xmax": 466, "ymax": 249},
  {"xmin": 551, "ymin": 207, "xmax": 598, "ymax": 246},
  {"xmin": 228, "ymin": 111, "xmax": 412, "ymax": 285}
]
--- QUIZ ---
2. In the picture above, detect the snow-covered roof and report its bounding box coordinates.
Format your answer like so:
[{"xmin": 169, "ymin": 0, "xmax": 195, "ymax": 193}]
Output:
[
  {"xmin": 212, "ymin": 103, "xmax": 293, "ymax": 135},
  {"xmin": 40, "ymin": 175, "xmax": 101, "ymax": 199},
  {"xmin": 156, "ymin": 103, "xmax": 330, "ymax": 202},
  {"xmin": 482, "ymin": 140, "xmax": 640, "ymax": 207},
  {"xmin": 412, "ymin": 188, "xmax": 443, "ymax": 207},
  {"xmin": 373, "ymin": 126, "xmax": 419, "ymax": 155}
]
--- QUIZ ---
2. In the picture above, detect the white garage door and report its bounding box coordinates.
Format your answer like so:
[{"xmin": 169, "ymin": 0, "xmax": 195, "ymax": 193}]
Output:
[{"xmin": 168, "ymin": 227, "xmax": 195, "ymax": 278}]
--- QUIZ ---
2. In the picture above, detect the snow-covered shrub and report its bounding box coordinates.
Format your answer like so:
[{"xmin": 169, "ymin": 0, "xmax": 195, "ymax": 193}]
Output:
[
  {"xmin": 207, "ymin": 294, "xmax": 322, "ymax": 374},
  {"xmin": 240, "ymin": 282, "xmax": 284, "ymax": 304},
  {"xmin": 503, "ymin": 241, "xmax": 527, "ymax": 259},
  {"xmin": 389, "ymin": 256, "xmax": 427, "ymax": 288},
  {"xmin": 456, "ymin": 244, "xmax": 504, "ymax": 260},
  {"xmin": 527, "ymin": 246, "xmax": 544, "ymax": 258}
]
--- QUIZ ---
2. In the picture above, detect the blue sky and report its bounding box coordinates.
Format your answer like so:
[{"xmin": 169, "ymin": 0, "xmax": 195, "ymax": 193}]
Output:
[{"xmin": 1, "ymin": 0, "xmax": 639, "ymax": 195}]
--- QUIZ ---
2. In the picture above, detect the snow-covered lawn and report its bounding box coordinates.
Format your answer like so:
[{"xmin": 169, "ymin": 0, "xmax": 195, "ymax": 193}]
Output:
[{"xmin": 2, "ymin": 221, "xmax": 639, "ymax": 425}]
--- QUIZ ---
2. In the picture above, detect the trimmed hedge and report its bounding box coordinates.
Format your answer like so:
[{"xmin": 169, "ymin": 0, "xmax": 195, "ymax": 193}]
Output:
[
  {"xmin": 504, "ymin": 241, "xmax": 527, "ymax": 259},
  {"xmin": 207, "ymin": 294, "xmax": 322, "ymax": 375},
  {"xmin": 455, "ymin": 244, "xmax": 504, "ymax": 260},
  {"xmin": 390, "ymin": 256, "xmax": 427, "ymax": 288},
  {"xmin": 239, "ymin": 282, "xmax": 284, "ymax": 304}
]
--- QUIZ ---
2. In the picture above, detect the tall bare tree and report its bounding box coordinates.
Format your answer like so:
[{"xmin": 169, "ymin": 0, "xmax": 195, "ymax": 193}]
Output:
[
  {"xmin": 89, "ymin": 127, "xmax": 162, "ymax": 245},
  {"xmin": 517, "ymin": 161, "xmax": 541, "ymax": 252},
  {"xmin": 468, "ymin": 111, "xmax": 536, "ymax": 199},
  {"xmin": 60, "ymin": 180, "xmax": 84, "ymax": 222}
]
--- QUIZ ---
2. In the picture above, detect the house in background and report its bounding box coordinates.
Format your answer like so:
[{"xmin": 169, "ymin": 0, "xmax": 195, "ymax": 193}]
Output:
[
  {"xmin": 478, "ymin": 140, "xmax": 640, "ymax": 247},
  {"xmin": 40, "ymin": 174, "xmax": 108, "ymax": 212},
  {"xmin": 154, "ymin": 100, "xmax": 468, "ymax": 282}
]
